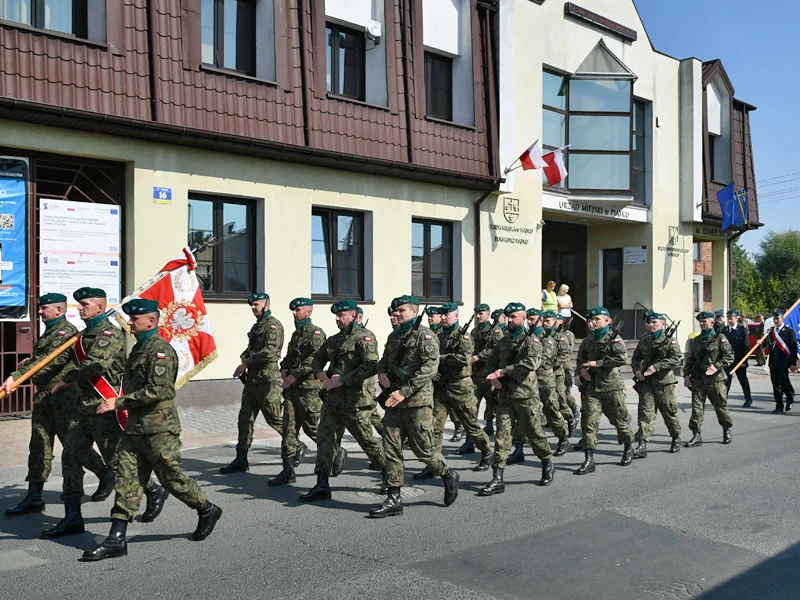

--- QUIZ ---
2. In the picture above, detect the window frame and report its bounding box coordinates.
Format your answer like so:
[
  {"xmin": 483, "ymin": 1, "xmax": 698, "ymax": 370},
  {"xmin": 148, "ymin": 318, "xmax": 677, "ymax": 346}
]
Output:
[
  {"xmin": 326, "ymin": 21, "xmax": 367, "ymax": 102},
  {"xmin": 424, "ymin": 51, "xmax": 454, "ymax": 122},
  {"xmin": 1, "ymin": 0, "xmax": 89, "ymax": 38},
  {"xmin": 311, "ymin": 207, "xmax": 365, "ymax": 301},
  {"xmin": 412, "ymin": 218, "xmax": 454, "ymax": 303},
  {"xmin": 203, "ymin": 0, "xmax": 257, "ymax": 76},
  {"xmin": 187, "ymin": 193, "xmax": 256, "ymax": 299},
  {"xmin": 632, "ymin": 98, "xmax": 647, "ymax": 205}
]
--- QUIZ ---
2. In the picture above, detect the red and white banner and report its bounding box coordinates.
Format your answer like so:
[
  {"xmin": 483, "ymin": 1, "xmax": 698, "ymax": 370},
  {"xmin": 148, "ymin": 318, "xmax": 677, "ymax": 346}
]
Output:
[
  {"xmin": 517, "ymin": 142, "xmax": 569, "ymax": 185},
  {"xmin": 118, "ymin": 248, "xmax": 218, "ymax": 388},
  {"xmin": 519, "ymin": 141, "xmax": 548, "ymax": 171},
  {"xmin": 771, "ymin": 326, "xmax": 792, "ymax": 357}
]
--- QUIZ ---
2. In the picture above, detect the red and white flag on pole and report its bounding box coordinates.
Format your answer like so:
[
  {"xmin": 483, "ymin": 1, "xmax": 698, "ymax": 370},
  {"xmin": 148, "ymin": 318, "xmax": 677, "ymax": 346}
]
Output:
[
  {"xmin": 516, "ymin": 142, "xmax": 569, "ymax": 185},
  {"xmin": 119, "ymin": 248, "xmax": 217, "ymax": 388},
  {"xmin": 519, "ymin": 141, "xmax": 549, "ymax": 171}
]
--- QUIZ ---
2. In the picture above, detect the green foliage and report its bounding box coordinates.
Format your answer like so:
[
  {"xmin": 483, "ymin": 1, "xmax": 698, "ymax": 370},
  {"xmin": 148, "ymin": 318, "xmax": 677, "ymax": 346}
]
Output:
[
  {"xmin": 754, "ymin": 231, "xmax": 800, "ymax": 311},
  {"xmin": 731, "ymin": 240, "xmax": 767, "ymax": 315}
]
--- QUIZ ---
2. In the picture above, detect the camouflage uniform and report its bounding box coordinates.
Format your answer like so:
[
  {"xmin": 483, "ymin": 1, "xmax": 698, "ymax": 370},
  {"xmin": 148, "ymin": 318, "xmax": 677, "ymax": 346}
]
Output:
[
  {"xmin": 310, "ymin": 325, "xmax": 384, "ymax": 475},
  {"xmin": 236, "ymin": 311, "xmax": 284, "ymax": 451},
  {"xmin": 432, "ymin": 324, "xmax": 491, "ymax": 454},
  {"xmin": 279, "ymin": 320, "xmax": 326, "ymax": 461},
  {"xmin": 379, "ymin": 323, "xmax": 449, "ymax": 487},
  {"xmin": 557, "ymin": 329, "xmax": 578, "ymax": 416},
  {"xmin": 472, "ymin": 321, "xmax": 504, "ymax": 423},
  {"xmin": 535, "ymin": 329, "xmax": 570, "ymax": 440},
  {"xmin": 578, "ymin": 329, "xmax": 633, "ymax": 449},
  {"xmin": 631, "ymin": 332, "xmax": 683, "ymax": 441},
  {"xmin": 684, "ymin": 330, "xmax": 734, "ymax": 434},
  {"xmin": 482, "ymin": 329, "xmax": 552, "ymax": 467},
  {"xmin": 550, "ymin": 328, "xmax": 574, "ymax": 423},
  {"xmin": 112, "ymin": 331, "xmax": 207, "ymax": 521}
]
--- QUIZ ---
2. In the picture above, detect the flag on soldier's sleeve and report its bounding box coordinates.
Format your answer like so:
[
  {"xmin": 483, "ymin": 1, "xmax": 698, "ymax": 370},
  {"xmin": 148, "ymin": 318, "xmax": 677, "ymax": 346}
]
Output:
[{"xmin": 120, "ymin": 248, "xmax": 218, "ymax": 388}]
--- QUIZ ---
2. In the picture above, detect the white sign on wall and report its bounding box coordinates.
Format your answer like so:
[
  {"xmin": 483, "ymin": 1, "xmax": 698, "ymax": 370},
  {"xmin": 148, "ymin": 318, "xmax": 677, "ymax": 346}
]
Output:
[
  {"xmin": 624, "ymin": 246, "xmax": 648, "ymax": 265},
  {"xmin": 39, "ymin": 199, "xmax": 121, "ymax": 330}
]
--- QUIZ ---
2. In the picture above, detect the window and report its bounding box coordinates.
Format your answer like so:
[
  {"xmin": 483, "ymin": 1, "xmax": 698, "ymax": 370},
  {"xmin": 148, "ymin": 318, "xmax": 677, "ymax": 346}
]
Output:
[
  {"xmin": 201, "ymin": 0, "xmax": 256, "ymax": 76},
  {"xmin": 311, "ymin": 209, "xmax": 364, "ymax": 299},
  {"xmin": 602, "ymin": 248, "xmax": 623, "ymax": 309},
  {"xmin": 1, "ymin": 0, "xmax": 93, "ymax": 39},
  {"xmin": 188, "ymin": 195, "xmax": 255, "ymax": 297},
  {"xmin": 632, "ymin": 100, "xmax": 647, "ymax": 204},
  {"xmin": 425, "ymin": 52, "xmax": 453, "ymax": 121},
  {"xmin": 326, "ymin": 23, "xmax": 366, "ymax": 101},
  {"xmin": 412, "ymin": 219, "xmax": 452, "ymax": 301}
]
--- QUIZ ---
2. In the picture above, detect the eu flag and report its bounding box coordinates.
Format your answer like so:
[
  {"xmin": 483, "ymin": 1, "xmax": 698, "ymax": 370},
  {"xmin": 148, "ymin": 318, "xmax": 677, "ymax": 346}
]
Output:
[
  {"xmin": 783, "ymin": 308, "xmax": 800, "ymax": 358},
  {"xmin": 717, "ymin": 183, "xmax": 735, "ymax": 230}
]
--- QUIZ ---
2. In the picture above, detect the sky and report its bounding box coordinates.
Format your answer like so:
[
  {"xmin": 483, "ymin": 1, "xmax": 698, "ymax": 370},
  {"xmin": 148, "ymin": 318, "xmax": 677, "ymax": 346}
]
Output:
[{"xmin": 634, "ymin": 0, "xmax": 798, "ymax": 257}]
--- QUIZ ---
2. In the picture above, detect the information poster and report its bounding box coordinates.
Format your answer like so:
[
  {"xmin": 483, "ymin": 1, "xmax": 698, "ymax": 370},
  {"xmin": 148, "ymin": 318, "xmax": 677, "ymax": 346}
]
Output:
[
  {"xmin": 39, "ymin": 199, "xmax": 121, "ymax": 329},
  {"xmin": 624, "ymin": 245, "xmax": 648, "ymax": 265},
  {"xmin": 0, "ymin": 157, "xmax": 29, "ymax": 320}
]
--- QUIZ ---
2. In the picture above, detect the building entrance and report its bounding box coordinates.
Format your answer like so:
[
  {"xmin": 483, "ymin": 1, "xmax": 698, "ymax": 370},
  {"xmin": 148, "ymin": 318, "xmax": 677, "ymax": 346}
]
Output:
[{"xmin": 542, "ymin": 220, "xmax": 587, "ymax": 337}]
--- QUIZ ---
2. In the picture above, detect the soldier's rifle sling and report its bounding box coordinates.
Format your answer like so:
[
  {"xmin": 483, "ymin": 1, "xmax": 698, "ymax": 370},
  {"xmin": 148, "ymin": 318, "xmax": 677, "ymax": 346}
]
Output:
[{"xmin": 382, "ymin": 305, "xmax": 428, "ymax": 390}]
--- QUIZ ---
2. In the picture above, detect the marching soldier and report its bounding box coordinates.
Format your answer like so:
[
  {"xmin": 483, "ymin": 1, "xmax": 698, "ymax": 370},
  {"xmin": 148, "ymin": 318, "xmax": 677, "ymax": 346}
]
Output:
[
  {"xmin": 722, "ymin": 310, "xmax": 753, "ymax": 407},
  {"xmin": 470, "ymin": 304, "xmax": 504, "ymax": 438},
  {"xmin": 544, "ymin": 311, "xmax": 575, "ymax": 436},
  {"xmin": 371, "ymin": 296, "xmax": 459, "ymax": 517},
  {"xmin": 535, "ymin": 311, "xmax": 570, "ymax": 456},
  {"xmin": 269, "ymin": 298, "xmax": 326, "ymax": 486},
  {"xmin": 299, "ymin": 300, "xmax": 385, "ymax": 502},
  {"xmin": 506, "ymin": 308, "xmax": 542, "ymax": 464},
  {"xmin": 357, "ymin": 307, "xmax": 384, "ymax": 437},
  {"xmin": 575, "ymin": 307, "xmax": 634, "ymax": 474},
  {"xmin": 491, "ymin": 309, "xmax": 508, "ymax": 332},
  {"xmin": 766, "ymin": 309, "xmax": 797, "ymax": 412},
  {"xmin": 478, "ymin": 302, "xmax": 555, "ymax": 495},
  {"xmin": 557, "ymin": 313, "xmax": 580, "ymax": 433},
  {"xmin": 683, "ymin": 311, "xmax": 734, "ymax": 447},
  {"xmin": 571, "ymin": 315, "xmax": 596, "ymax": 452},
  {"xmin": 3, "ymin": 293, "xmax": 107, "ymax": 517},
  {"xmin": 631, "ymin": 312, "xmax": 683, "ymax": 458},
  {"xmin": 220, "ymin": 293, "xmax": 284, "ymax": 473},
  {"xmin": 81, "ymin": 299, "xmax": 222, "ymax": 561}
]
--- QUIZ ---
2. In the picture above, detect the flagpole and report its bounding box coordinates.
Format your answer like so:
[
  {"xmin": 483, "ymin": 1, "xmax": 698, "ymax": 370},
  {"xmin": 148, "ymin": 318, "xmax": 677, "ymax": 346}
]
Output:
[{"xmin": 730, "ymin": 295, "xmax": 800, "ymax": 374}]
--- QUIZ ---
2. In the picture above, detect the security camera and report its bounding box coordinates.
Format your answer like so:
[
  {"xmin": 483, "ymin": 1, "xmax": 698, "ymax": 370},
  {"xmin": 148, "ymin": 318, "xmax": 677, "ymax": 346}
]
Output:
[{"xmin": 365, "ymin": 19, "xmax": 382, "ymax": 44}]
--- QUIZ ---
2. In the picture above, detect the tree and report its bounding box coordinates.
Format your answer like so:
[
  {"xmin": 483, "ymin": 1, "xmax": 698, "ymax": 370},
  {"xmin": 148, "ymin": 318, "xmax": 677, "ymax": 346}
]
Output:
[
  {"xmin": 731, "ymin": 239, "xmax": 766, "ymax": 315},
  {"xmin": 754, "ymin": 231, "xmax": 800, "ymax": 311}
]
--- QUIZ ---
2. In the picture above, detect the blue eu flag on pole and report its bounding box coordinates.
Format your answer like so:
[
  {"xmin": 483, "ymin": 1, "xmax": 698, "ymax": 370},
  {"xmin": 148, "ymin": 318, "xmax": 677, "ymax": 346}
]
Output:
[
  {"xmin": 717, "ymin": 183, "xmax": 749, "ymax": 231},
  {"xmin": 782, "ymin": 305, "xmax": 800, "ymax": 358}
]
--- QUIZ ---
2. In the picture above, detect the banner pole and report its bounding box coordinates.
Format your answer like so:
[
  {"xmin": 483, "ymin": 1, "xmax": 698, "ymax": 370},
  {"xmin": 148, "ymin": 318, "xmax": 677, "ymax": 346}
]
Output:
[{"xmin": 730, "ymin": 295, "xmax": 800, "ymax": 374}]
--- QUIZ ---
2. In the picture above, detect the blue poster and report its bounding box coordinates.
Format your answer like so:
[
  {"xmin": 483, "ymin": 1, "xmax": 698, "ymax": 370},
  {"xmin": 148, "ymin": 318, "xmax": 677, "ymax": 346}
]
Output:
[{"xmin": 0, "ymin": 157, "xmax": 29, "ymax": 319}]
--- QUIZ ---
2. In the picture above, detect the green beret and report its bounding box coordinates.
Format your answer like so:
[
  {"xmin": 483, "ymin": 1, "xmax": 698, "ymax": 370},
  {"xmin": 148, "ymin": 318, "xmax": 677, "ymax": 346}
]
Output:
[
  {"xmin": 696, "ymin": 311, "xmax": 715, "ymax": 321},
  {"xmin": 474, "ymin": 303, "xmax": 490, "ymax": 312},
  {"xmin": 646, "ymin": 312, "xmax": 665, "ymax": 322},
  {"xmin": 248, "ymin": 292, "xmax": 269, "ymax": 304},
  {"xmin": 331, "ymin": 299, "xmax": 357, "ymax": 313},
  {"xmin": 387, "ymin": 306, "xmax": 394, "ymax": 316},
  {"xmin": 392, "ymin": 295, "xmax": 419, "ymax": 309},
  {"xmin": 122, "ymin": 298, "xmax": 159, "ymax": 315},
  {"xmin": 357, "ymin": 307, "xmax": 363, "ymax": 315},
  {"xmin": 425, "ymin": 306, "xmax": 441, "ymax": 316},
  {"xmin": 526, "ymin": 308, "xmax": 541, "ymax": 317},
  {"xmin": 504, "ymin": 302, "xmax": 526, "ymax": 315},
  {"xmin": 588, "ymin": 307, "xmax": 610, "ymax": 318},
  {"xmin": 541, "ymin": 310, "xmax": 558, "ymax": 319},
  {"xmin": 289, "ymin": 297, "xmax": 313, "ymax": 311},
  {"xmin": 73, "ymin": 287, "xmax": 106, "ymax": 301},
  {"xmin": 439, "ymin": 302, "xmax": 459, "ymax": 314},
  {"xmin": 491, "ymin": 309, "xmax": 504, "ymax": 319},
  {"xmin": 39, "ymin": 292, "xmax": 67, "ymax": 305}
]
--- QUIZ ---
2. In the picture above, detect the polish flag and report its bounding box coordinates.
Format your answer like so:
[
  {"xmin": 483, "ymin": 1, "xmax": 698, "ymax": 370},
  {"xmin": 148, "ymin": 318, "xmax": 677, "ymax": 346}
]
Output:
[
  {"xmin": 541, "ymin": 146, "xmax": 569, "ymax": 186},
  {"xmin": 519, "ymin": 141, "xmax": 548, "ymax": 171}
]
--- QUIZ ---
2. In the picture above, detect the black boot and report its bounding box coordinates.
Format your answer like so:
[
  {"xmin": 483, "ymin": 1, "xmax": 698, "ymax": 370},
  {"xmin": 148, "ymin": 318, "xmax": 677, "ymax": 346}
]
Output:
[
  {"xmin": 633, "ymin": 441, "xmax": 648, "ymax": 459},
  {"xmin": 620, "ymin": 443, "xmax": 633, "ymax": 466},
  {"xmin": 91, "ymin": 468, "xmax": 115, "ymax": 502},
  {"xmin": 268, "ymin": 459, "xmax": 296, "ymax": 487},
  {"xmin": 294, "ymin": 441, "xmax": 308, "ymax": 466},
  {"xmin": 141, "ymin": 484, "xmax": 168, "ymax": 523},
  {"xmin": 442, "ymin": 469, "xmax": 460, "ymax": 507},
  {"xmin": 80, "ymin": 519, "xmax": 127, "ymax": 562},
  {"xmin": 483, "ymin": 419, "xmax": 494, "ymax": 436},
  {"xmin": 786, "ymin": 402, "xmax": 794, "ymax": 412},
  {"xmin": 722, "ymin": 428, "xmax": 732, "ymax": 444},
  {"xmin": 455, "ymin": 438, "xmax": 475, "ymax": 455},
  {"xmin": 412, "ymin": 465, "xmax": 434, "ymax": 480},
  {"xmin": 41, "ymin": 497, "xmax": 84, "ymax": 539},
  {"xmin": 219, "ymin": 449, "xmax": 248, "ymax": 473},
  {"xmin": 575, "ymin": 449, "xmax": 595, "ymax": 475},
  {"xmin": 553, "ymin": 438, "xmax": 569, "ymax": 457},
  {"xmin": 193, "ymin": 502, "xmax": 223, "ymax": 541},
  {"xmin": 299, "ymin": 473, "xmax": 331, "ymax": 502},
  {"xmin": 450, "ymin": 425, "xmax": 464, "ymax": 442},
  {"xmin": 670, "ymin": 437, "xmax": 681, "ymax": 453},
  {"xmin": 5, "ymin": 481, "xmax": 45, "ymax": 516},
  {"xmin": 368, "ymin": 487, "xmax": 402, "ymax": 518},
  {"xmin": 742, "ymin": 398, "xmax": 753, "ymax": 408},
  {"xmin": 473, "ymin": 449, "xmax": 493, "ymax": 471},
  {"xmin": 772, "ymin": 403, "xmax": 784, "ymax": 414},
  {"xmin": 507, "ymin": 444, "xmax": 525, "ymax": 464},
  {"xmin": 478, "ymin": 468, "xmax": 504, "ymax": 496},
  {"xmin": 331, "ymin": 447, "xmax": 347, "ymax": 477},
  {"xmin": 684, "ymin": 433, "xmax": 703, "ymax": 448},
  {"xmin": 540, "ymin": 459, "xmax": 555, "ymax": 486}
]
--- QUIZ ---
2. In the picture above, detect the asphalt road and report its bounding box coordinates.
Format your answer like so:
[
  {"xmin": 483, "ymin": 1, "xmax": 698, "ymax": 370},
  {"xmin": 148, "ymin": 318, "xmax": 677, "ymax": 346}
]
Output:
[{"xmin": 2, "ymin": 372, "xmax": 799, "ymax": 600}]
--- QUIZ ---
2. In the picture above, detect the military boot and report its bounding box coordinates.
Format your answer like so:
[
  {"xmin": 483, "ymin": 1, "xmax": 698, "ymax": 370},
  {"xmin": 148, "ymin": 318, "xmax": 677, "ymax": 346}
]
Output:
[
  {"xmin": 450, "ymin": 425, "xmax": 464, "ymax": 442},
  {"xmin": 91, "ymin": 468, "xmax": 115, "ymax": 502},
  {"xmin": 474, "ymin": 448, "xmax": 493, "ymax": 471},
  {"xmin": 41, "ymin": 497, "xmax": 84, "ymax": 539},
  {"xmin": 5, "ymin": 481, "xmax": 45, "ymax": 516},
  {"xmin": 219, "ymin": 450, "xmax": 249, "ymax": 473},
  {"xmin": 553, "ymin": 438, "xmax": 569, "ymax": 457},
  {"xmin": 620, "ymin": 443, "xmax": 633, "ymax": 466},
  {"xmin": 299, "ymin": 473, "xmax": 332, "ymax": 502},
  {"xmin": 633, "ymin": 441, "xmax": 648, "ymax": 459},
  {"xmin": 772, "ymin": 402, "xmax": 784, "ymax": 413},
  {"xmin": 412, "ymin": 465, "xmax": 434, "ymax": 480},
  {"xmin": 540, "ymin": 459, "xmax": 555, "ymax": 486},
  {"xmin": 141, "ymin": 484, "xmax": 168, "ymax": 523},
  {"xmin": 442, "ymin": 469, "xmax": 460, "ymax": 507},
  {"xmin": 684, "ymin": 433, "xmax": 703, "ymax": 448},
  {"xmin": 483, "ymin": 419, "xmax": 494, "ymax": 436},
  {"xmin": 478, "ymin": 468, "xmax": 504, "ymax": 496},
  {"xmin": 80, "ymin": 519, "xmax": 127, "ymax": 562},
  {"xmin": 722, "ymin": 428, "xmax": 732, "ymax": 445},
  {"xmin": 574, "ymin": 449, "xmax": 595, "ymax": 475},
  {"xmin": 369, "ymin": 487, "xmax": 403, "ymax": 518},
  {"xmin": 193, "ymin": 502, "xmax": 223, "ymax": 541},
  {"xmin": 268, "ymin": 459, "xmax": 296, "ymax": 487},
  {"xmin": 507, "ymin": 444, "xmax": 525, "ymax": 464},
  {"xmin": 455, "ymin": 438, "xmax": 475, "ymax": 455},
  {"xmin": 331, "ymin": 447, "xmax": 348, "ymax": 477},
  {"xmin": 294, "ymin": 441, "xmax": 308, "ymax": 466},
  {"xmin": 567, "ymin": 417, "xmax": 576, "ymax": 438},
  {"xmin": 669, "ymin": 437, "xmax": 681, "ymax": 453}
]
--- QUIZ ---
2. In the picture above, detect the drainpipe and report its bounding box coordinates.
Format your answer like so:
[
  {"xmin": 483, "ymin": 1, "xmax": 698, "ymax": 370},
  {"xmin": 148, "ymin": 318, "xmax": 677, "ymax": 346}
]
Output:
[
  {"xmin": 296, "ymin": 0, "xmax": 312, "ymax": 147},
  {"xmin": 398, "ymin": 0, "xmax": 414, "ymax": 163}
]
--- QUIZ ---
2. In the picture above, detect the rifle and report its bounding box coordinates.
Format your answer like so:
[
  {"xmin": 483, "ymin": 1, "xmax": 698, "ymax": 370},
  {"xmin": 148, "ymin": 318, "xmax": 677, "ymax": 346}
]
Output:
[
  {"xmin": 459, "ymin": 309, "xmax": 478, "ymax": 337},
  {"xmin": 377, "ymin": 305, "xmax": 427, "ymax": 405},
  {"xmin": 579, "ymin": 318, "xmax": 625, "ymax": 389}
]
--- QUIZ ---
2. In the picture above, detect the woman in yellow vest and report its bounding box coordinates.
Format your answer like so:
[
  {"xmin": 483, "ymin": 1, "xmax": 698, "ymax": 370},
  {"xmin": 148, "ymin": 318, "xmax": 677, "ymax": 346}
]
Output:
[{"xmin": 542, "ymin": 280, "xmax": 558, "ymax": 311}]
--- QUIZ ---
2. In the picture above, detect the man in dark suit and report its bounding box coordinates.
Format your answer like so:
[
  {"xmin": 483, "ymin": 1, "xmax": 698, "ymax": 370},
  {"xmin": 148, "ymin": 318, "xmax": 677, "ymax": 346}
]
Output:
[
  {"xmin": 723, "ymin": 311, "xmax": 753, "ymax": 407},
  {"xmin": 766, "ymin": 309, "xmax": 798, "ymax": 413}
]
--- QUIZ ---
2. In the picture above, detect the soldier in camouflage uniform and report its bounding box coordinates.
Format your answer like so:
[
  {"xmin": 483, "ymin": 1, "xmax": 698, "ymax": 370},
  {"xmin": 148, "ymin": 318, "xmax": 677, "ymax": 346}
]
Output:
[
  {"xmin": 631, "ymin": 311, "xmax": 683, "ymax": 458},
  {"xmin": 269, "ymin": 298, "xmax": 326, "ymax": 487},
  {"xmin": 683, "ymin": 311, "xmax": 734, "ymax": 447},
  {"xmin": 427, "ymin": 306, "xmax": 463, "ymax": 443},
  {"xmin": 471, "ymin": 304, "xmax": 504, "ymax": 438},
  {"xmin": 571, "ymin": 315, "xmax": 595, "ymax": 452},
  {"xmin": 506, "ymin": 308, "xmax": 543, "ymax": 464},
  {"xmin": 3, "ymin": 293, "xmax": 105, "ymax": 517},
  {"xmin": 478, "ymin": 302, "xmax": 555, "ymax": 495},
  {"xmin": 220, "ymin": 293, "xmax": 284, "ymax": 474},
  {"xmin": 415, "ymin": 303, "xmax": 492, "ymax": 480},
  {"xmin": 535, "ymin": 312, "xmax": 571, "ymax": 454},
  {"xmin": 370, "ymin": 295, "xmax": 459, "ymax": 517},
  {"xmin": 357, "ymin": 307, "xmax": 383, "ymax": 437},
  {"xmin": 555, "ymin": 314, "xmax": 579, "ymax": 435},
  {"xmin": 575, "ymin": 307, "xmax": 634, "ymax": 475},
  {"xmin": 81, "ymin": 299, "xmax": 222, "ymax": 562},
  {"xmin": 299, "ymin": 300, "xmax": 385, "ymax": 502}
]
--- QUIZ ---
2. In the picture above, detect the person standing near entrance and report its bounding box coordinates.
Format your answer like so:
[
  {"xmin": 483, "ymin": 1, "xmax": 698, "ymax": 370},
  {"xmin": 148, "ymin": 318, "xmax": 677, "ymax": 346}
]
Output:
[
  {"xmin": 722, "ymin": 310, "xmax": 753, "ymax": 408},
  {"xmin": 755, "ymin": 314, "xmax": 767, "ymax": 366},
  {"xmin": 556, "ymin": 284, "xmax": 574, "ymax": 330},
  {"xmin": 766, "ymin": 309, "xmax": 797, "ymax": 412},
  {"xmin": 541, "ymin": 280, "xmax": 558, "ymax": 312}
]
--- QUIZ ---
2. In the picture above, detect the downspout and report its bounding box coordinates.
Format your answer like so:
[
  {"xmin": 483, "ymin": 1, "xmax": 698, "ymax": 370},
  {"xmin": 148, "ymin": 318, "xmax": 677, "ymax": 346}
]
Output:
[
  {"xmin": 398, "ymin": 0, "xmax": 414, "ymax": 163},
  {"xmin": 146, "ymin": 0, "xmax": 159, "ymax": 121},
  {"xmin": 296, "ymin": 0, "xmax": 312, "ymax": 147}
]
